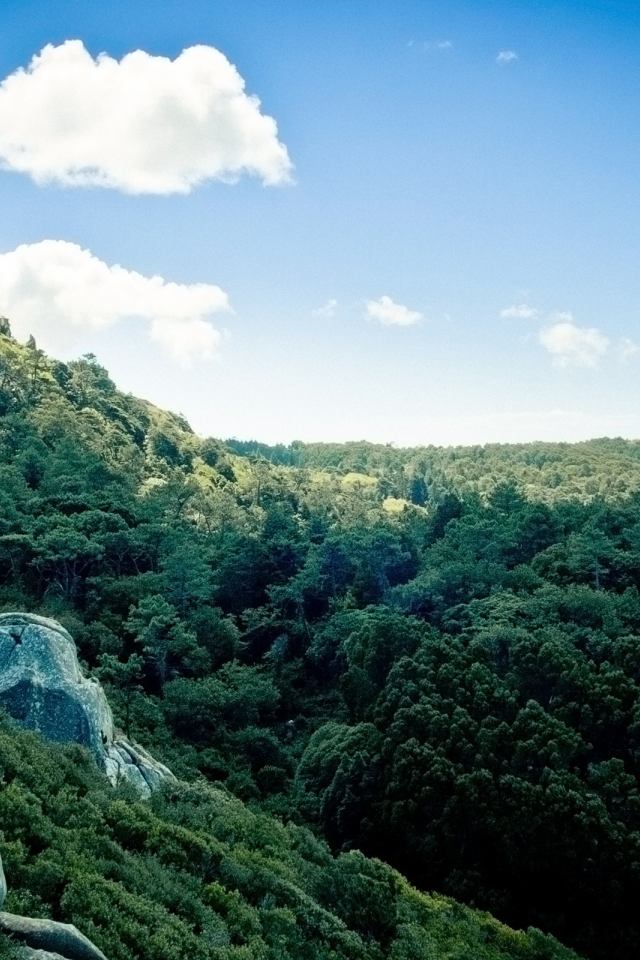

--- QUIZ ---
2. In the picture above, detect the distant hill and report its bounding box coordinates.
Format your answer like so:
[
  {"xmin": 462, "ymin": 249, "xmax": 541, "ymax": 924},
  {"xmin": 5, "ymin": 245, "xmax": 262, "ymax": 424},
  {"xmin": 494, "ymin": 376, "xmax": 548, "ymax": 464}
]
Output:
[{"xmin": 226, "ymin": 436, "xmax": 640, "ymax": 505}]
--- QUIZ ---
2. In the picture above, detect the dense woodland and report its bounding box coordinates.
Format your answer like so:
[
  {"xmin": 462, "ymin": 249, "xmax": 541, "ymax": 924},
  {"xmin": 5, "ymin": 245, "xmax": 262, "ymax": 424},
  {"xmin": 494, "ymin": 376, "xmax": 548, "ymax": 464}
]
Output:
[
  {"xmin": 0, "ymin": 718, "xmax": 577, "ymax": 960},
  {"xmin": 2, "ymin": 329, "xmax": 640, "ymax": 958}
]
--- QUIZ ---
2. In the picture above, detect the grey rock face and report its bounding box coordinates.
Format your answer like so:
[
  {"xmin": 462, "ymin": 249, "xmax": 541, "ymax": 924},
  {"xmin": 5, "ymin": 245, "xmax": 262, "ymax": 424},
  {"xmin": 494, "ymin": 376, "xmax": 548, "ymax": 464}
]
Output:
[
  {"xmin": 0, "ymin": 913, "xmax": 107, "ymax": 960},
  {"xmin": 104, "ymin": 738, "xmax": 174, "ymax": 796},
  {"xmin": 0, "ymin": 849, "xmax": 6, "ymax": 910},
  {"xmin": 0, "ymin": 614, "xmax": 113, "ymax": 756},
  {"xmin": 0, "ymin": 613, "xmax": 174, "ymax": 797},
  {"xmin": 20, "ymin": 949, "xmax": 69, "ymax": 960}
]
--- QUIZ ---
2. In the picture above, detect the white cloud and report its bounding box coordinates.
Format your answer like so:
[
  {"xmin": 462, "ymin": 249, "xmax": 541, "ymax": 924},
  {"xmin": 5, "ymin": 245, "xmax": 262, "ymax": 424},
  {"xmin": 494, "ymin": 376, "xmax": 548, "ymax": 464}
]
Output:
[
  {"xmin": 496, "ymin": 51, "xmax": 518, "ymax": 63},
  {"xmin": 501, "ymin": 304, "xmax": 538, "ymax": 320},
  {"xmin": 437, "ymin": 40, "xmax": 453, "ymax": 50},
  {"xmin": 313, "ymin": 299, "xmax": 338, "ymax": 318},
  {"xmin": 619, "ymin": 337, "xmax": 639, "ymax": 361},
  {"xmin": 539, "ymin": 317, "xmax": 609, "ymax": 368},
  {"xmin": 365, "ymin": 295, "xmax": 422, "ymax": 327},
  {"xmin": 0, "ymin": 40, "xmax": 292, "ymax": 194},
  {"xmin": 0, "ymin": 240, "xmax": 230, "ymax": 365}
]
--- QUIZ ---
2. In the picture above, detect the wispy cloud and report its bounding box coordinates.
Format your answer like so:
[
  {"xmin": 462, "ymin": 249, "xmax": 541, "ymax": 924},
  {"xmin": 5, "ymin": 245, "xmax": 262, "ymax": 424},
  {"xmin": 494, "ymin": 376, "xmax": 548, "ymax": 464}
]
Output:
[
  {"xmin": 0, "ymin": 40, "xmax": 292, "ymax": 194},
  {"xmin": 504, "ymin": 303, "xmax": 635, "ymax": 369},
  {"xmin": 0, "ymin": 240, "xmax": 230, "ymax": 365},
  {"xmin": 365, "ymin": 295, "xmax": 422, "ymax": 327},
  {"xmin": 619, "ymin": 337, "xmax": 639, "ymax": 361},
  {"xmin": 539, "ymin": 314, "xmax": 609, "ymax": 368},
  {"xmin": 313, "ymin": 299, "xmax": 338, "ymax": 318},
  {"xmin": 501, "ymin": 304, "xmax": 538, "ymax": 320},
  {"xmin": 408, "ymin": 40, "xmax": 453, "ymax": 52},
  {"xmin": 496, "ymin": 50, "xmax": 518, "ymax": 64}
]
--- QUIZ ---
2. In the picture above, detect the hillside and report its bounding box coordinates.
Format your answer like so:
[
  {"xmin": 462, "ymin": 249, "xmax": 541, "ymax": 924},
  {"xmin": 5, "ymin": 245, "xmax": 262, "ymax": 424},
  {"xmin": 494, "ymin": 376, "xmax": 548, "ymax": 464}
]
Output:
[
  {"xmin": 0, "ymin": 717, "xmax": 579, "ymax": 960},
  {"xmin": 2, "ymin": 326, "xmax": 640, "ymax": 958}
]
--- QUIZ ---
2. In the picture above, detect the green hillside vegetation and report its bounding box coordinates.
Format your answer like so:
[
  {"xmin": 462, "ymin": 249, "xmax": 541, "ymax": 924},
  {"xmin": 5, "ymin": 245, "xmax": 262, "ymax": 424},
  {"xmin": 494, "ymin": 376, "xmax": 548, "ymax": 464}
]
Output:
[
  {"xmin": 2, "ymin": 328, "xmax": 640, "ymax": 958},
  {"xmin": 0, "ymin": 717, "xmax": 578, "ymax": 960}
]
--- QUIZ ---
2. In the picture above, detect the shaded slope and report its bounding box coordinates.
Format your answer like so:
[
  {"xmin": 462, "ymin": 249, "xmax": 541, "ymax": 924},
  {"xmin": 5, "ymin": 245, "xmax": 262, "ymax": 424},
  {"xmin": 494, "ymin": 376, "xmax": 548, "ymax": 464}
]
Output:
[{"xmin": 0, "ymin": 718, "xmax": 579, "ymax": 960}]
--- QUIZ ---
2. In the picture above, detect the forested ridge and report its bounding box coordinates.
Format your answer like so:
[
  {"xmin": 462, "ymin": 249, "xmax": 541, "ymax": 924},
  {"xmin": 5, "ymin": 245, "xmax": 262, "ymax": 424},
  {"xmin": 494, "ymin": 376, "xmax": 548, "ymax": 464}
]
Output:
[
  {"xmin": 227, "ymin": 435, "xmax": 640, "ymax": 505},
  {"xmin": 2, "ymin": 328, "xmax": 640, "ymax": 959}
]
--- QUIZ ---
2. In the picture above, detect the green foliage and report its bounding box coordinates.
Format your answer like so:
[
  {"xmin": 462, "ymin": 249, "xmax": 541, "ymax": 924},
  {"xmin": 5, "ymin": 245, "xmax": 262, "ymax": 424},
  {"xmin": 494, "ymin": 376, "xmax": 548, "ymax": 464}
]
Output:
[{"xmin": 0, "ymin": 717, "xmax": 570, "ymax": 960}]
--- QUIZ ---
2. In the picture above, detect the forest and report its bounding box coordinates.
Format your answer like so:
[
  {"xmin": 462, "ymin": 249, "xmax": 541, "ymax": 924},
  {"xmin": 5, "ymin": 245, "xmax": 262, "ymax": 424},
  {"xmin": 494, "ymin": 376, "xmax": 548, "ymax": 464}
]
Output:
[{"xmin": 1, "ymin": 329, "xmax": 640, "ymax": 959}]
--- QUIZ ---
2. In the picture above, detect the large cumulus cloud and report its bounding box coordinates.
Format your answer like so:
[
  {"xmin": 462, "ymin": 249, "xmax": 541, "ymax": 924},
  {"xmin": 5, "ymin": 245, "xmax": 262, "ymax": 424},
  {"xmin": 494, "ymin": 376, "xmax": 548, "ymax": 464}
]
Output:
[{"xmin": 0, "ymin": 41, "xmax": 293, "ymax": 193}]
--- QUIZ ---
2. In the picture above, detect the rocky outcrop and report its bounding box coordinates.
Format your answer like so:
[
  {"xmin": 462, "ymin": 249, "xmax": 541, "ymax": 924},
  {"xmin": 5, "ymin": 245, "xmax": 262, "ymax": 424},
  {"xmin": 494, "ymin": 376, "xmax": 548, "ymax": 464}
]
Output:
[
  {"xmin": 0, "ymin": 914, "xmax": 107, "ymax": 960},
  {"xmin": 0, "ymin": 613, "xmax": 174, "ymax": 797},
  {"xmin": 104, "ymin": 737, "xmax": 174, "ymax": 796},
  {"xmin": 0, "ymin": 851, "xmax": 107, "ymax": 960}
]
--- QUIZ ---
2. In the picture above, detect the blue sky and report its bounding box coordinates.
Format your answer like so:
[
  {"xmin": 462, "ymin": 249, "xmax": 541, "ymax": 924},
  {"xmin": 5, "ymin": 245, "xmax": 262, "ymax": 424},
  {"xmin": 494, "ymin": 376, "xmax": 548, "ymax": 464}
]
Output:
[{"xmin": 0, "ymin": 0, "xmax": 639, "ymax": 445}]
